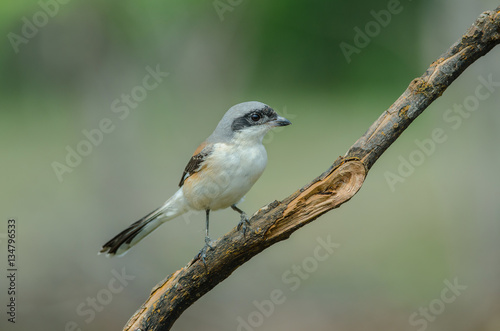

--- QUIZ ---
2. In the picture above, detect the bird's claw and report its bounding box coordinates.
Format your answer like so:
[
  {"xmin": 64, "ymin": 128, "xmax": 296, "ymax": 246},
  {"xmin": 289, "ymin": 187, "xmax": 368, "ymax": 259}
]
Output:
[
  {"xmin": 237, "ymin": 213, "xmax": 251, "ymax": 236},
  {"xmin": 197, "ymin": 237, "xmax": 214, "ymax": 269},
  {"xmin": 204, "ymin": 236, "xmax": 214, "ymax": 247}
]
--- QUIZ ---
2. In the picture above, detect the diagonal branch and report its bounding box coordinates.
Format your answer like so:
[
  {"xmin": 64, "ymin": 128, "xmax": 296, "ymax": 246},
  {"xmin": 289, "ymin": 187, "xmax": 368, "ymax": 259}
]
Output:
[{"xmin": 124, "ymin": 7, "xmax": 500, "ymax": 331}]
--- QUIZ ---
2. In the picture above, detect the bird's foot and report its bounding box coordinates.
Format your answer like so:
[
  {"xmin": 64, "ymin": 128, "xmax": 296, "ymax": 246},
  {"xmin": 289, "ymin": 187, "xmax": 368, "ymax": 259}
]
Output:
[
  {"xmin": 197, "ymin": 236, "xmax": 214, "ymax": 268},
  {"xmin": 237, "ymin": 213, "xmax": 251, "ymax": 237}
]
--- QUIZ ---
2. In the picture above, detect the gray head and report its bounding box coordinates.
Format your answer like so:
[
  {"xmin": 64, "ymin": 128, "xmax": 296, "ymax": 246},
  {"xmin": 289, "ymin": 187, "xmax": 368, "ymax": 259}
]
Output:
[{"xmin": 207, "ymin": 101, "xmax": 291, "ymax": 143}]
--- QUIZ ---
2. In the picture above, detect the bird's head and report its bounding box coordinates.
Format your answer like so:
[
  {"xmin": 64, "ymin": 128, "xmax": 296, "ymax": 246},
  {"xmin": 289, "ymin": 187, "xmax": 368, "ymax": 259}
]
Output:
[{"xmin": 209, "ymin": 101, "xmax": 291, "ymax": 144}]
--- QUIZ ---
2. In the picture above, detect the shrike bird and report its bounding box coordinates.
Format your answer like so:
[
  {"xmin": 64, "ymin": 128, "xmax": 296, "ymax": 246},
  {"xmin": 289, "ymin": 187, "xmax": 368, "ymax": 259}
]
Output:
[{"xmin": 99, "ymin": 101, "xmax": 291, "ymax": 261}]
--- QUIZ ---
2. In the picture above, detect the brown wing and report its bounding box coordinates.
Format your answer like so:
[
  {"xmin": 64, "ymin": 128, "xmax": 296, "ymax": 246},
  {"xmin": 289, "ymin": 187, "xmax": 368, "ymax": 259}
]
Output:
[{"xmin": 178, "ymin": 144, "xmax": 213, "ymax": 187}]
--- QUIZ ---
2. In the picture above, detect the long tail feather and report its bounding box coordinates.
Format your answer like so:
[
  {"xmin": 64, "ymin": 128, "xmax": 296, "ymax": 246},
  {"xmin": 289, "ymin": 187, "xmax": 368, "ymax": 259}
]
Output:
[
  {"xmin": 99, "ymin": 189, "xmax": 188, "ymax": 256},
  {"xmin": 99, "ymin": 208, "xmax": 163, "ymax": 256}
]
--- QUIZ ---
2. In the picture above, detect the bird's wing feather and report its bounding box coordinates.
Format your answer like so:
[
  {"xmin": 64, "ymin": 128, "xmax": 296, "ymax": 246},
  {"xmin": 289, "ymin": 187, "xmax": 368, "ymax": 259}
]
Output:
[{"xmin": 178, "ymin": 144, "xmax": 213, "ymax": 187}]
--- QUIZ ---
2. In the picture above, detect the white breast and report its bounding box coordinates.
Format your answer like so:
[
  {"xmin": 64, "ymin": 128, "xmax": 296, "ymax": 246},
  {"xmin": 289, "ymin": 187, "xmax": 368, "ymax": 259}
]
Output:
[{"xmin": 183, "ymin": 139, "xmax": 268, "ymax": 211}]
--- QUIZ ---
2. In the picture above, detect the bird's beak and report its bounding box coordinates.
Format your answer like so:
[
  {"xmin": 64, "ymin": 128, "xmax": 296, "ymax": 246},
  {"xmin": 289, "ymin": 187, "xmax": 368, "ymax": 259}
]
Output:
[{"xmin": 270, "ymin": 116, "xmax": 291, "ymax": 127}]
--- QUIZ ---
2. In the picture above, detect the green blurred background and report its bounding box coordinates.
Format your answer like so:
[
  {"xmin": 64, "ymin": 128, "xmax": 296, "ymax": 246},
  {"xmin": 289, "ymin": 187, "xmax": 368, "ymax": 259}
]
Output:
[{"xmin": 1, "ymin": 0, "xmax": 500, "ymax": 330}]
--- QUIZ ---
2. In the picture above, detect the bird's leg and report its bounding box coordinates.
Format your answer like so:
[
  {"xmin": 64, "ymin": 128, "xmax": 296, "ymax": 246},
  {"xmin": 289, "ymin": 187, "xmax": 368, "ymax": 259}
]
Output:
[
  {"xmin": 231, "ymin": 204, "xmax": 251, "ymax": 236},
  {"xmin": 197, "ymin": 209, "xmax": 213, "ymax": 267}
]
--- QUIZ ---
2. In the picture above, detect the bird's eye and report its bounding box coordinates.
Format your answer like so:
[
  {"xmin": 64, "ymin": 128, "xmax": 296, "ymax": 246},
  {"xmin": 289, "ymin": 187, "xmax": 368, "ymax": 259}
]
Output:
[{"xmin": 250, "ymin": 113, "xmax": 261, "ymax": 122}]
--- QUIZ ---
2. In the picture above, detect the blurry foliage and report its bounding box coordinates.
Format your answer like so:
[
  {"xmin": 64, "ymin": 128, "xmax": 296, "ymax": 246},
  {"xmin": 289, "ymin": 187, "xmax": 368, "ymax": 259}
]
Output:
[{"xmin": 0, "ymin": 0, "xmax": 427, "ymax": 103}]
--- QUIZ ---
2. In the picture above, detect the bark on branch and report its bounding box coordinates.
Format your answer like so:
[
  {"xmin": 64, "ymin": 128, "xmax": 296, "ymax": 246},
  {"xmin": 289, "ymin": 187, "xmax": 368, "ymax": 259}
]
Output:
[{"xmin": 124, "ymin": 7, "xmax": 500, "ymax": 331}]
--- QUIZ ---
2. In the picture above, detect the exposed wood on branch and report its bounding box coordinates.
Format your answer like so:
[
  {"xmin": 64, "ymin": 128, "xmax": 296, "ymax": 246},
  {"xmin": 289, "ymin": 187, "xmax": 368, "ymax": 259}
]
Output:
[{"xmin": 124, "ymin": 7, "xmax": 500, "ymax": 331}]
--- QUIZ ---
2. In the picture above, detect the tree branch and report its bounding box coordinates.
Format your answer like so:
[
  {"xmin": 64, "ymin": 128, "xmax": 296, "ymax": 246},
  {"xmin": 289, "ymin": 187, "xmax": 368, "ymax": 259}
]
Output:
[{"xmin": 124, "ymin": 7, "xmax": 500, "ymax": 331}]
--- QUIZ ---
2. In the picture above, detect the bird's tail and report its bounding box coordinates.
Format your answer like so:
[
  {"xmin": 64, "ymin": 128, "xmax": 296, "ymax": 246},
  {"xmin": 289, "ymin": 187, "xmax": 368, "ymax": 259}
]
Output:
[{"xmin": 99, "ymin": 189, "xmax": 188, "ymax": 256}]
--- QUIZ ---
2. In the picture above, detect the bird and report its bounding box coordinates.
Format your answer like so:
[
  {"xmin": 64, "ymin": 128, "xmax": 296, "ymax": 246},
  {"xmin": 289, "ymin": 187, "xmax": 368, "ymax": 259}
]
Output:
[{"xmin": 99, "ymin": 101, "xmax": 291, "ymax": 262}]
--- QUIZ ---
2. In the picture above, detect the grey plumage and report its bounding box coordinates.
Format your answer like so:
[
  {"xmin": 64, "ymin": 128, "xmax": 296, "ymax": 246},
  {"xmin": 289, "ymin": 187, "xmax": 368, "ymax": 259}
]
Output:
[{"xmin": 206, "ymin": 101, "xmax": 272, "ymax": 143}]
